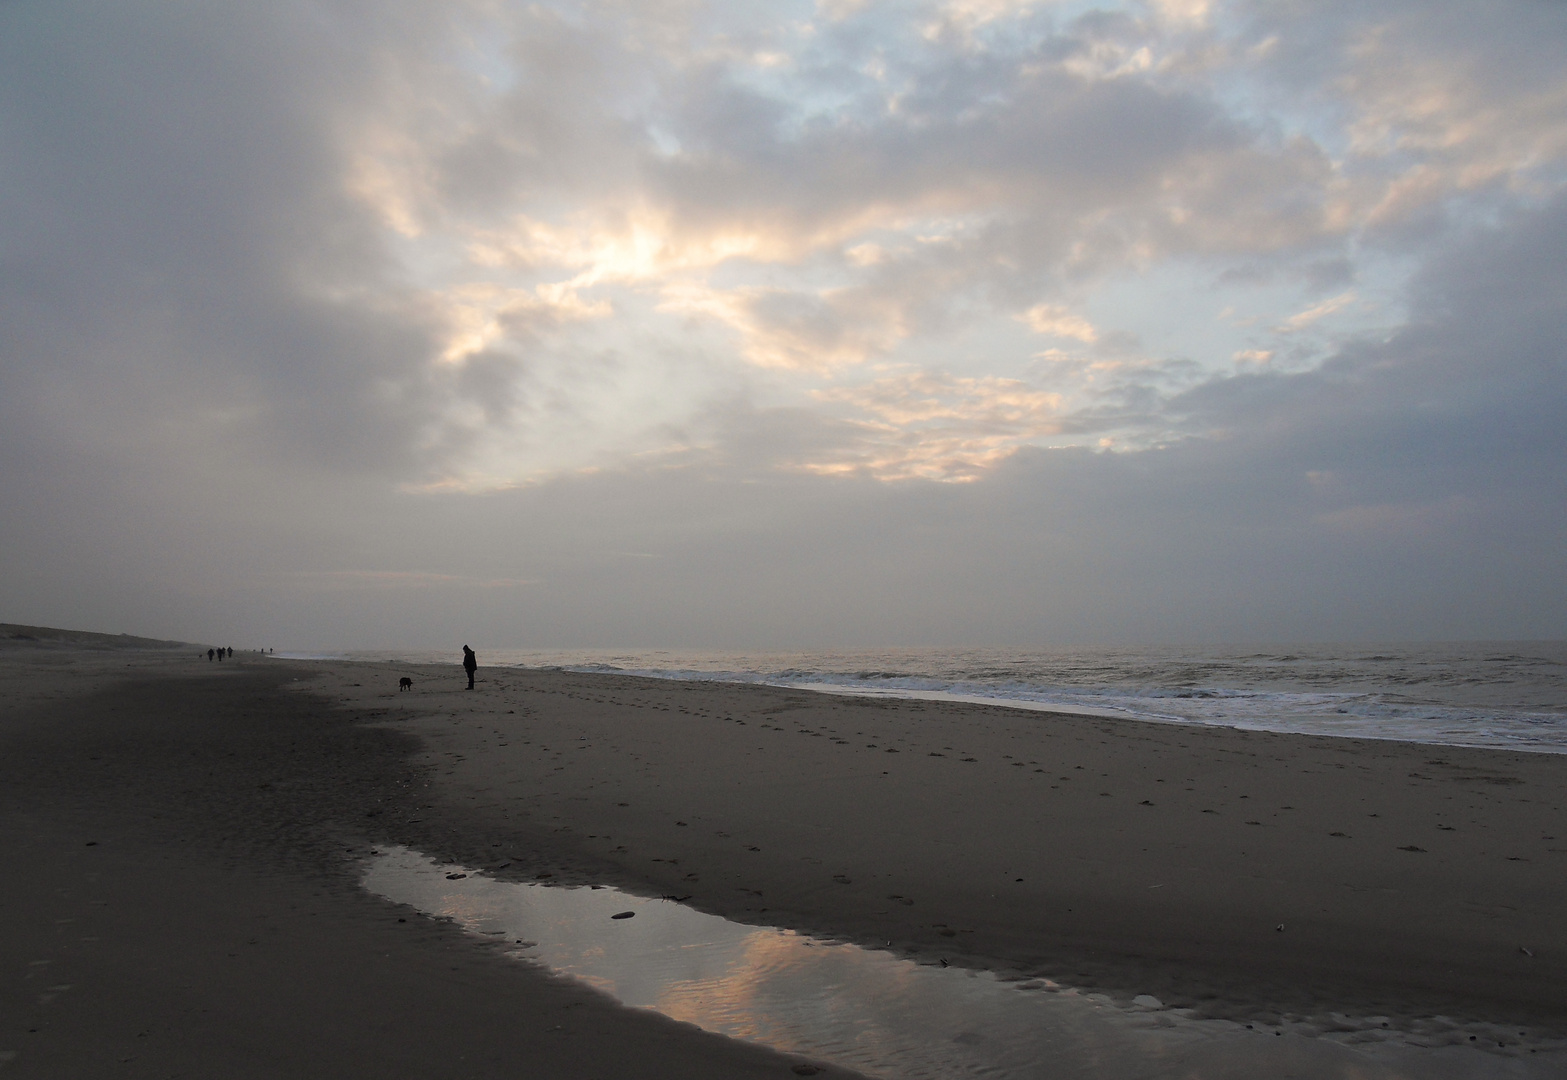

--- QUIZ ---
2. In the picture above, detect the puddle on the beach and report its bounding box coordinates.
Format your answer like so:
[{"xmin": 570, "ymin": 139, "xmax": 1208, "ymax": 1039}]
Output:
[{"xmin": 363, "ymin": 848, "xmax": 1562, "ymax": 1080}]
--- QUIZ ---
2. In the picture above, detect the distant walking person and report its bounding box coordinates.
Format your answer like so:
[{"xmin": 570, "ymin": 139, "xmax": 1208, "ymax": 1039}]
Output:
[
  {"xmin": 462, "ymin": 645, "xmax": 477, "ymax": 690},
  {"xmin": 227, "ymin": 646, "xmax": 234, "ymax": 659},
  {"xmin": 207, "ymin": 648, "xmax": 214, "ymax": 662}
]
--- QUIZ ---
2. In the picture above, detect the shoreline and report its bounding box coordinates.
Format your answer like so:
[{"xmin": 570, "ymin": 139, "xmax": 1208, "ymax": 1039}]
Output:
[
  {"xmin": 261, "ymin": 649, "xmax": 1567, "ymax": 756},
  {"xmin": 669, "ymin": 677, "xmax": 1567, "ymax": 755},
  {"xmin": 335, "ymin": 663, "xmax": 1567, "ymax": 758}
]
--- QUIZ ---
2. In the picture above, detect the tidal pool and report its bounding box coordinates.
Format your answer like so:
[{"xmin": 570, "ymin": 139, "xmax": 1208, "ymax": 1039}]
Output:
[{"xmin": 362, "ymin": 847, "xmax": 1561, "ymax": 1080}]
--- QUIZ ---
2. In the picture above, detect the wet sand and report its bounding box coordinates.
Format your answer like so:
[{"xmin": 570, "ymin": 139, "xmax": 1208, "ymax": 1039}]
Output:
[
  {"xmin": 0, "ymin": 650, "xmax": 861, "ymax": 1079},
  {"xmin": 3, "ymin": 648, "xmax": 1565, "ymax": 1075},
  {"xmin": 325, "ymin": 660, "xmax": 1567, "ymax": 1031}
]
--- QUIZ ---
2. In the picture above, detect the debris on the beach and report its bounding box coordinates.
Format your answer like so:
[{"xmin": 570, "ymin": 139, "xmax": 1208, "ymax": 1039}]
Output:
[
  {"xmin": 1398, "ymin": 845, "xmax": 1427, "ymax": 852},
  {"xmin": 832, "ymin": 874, "xmax": 852, "ymax": 884},
  {"xmin": 1276, "ymin": 924, "xmax": 1285, "ymax": 932},
  {"xmin": 445, "ymin": 872, "xmax": 467, "ymax": 880},
  {"xmin": 1132, "ymin": 994, "xmax": 1163, "ymax": 1009},
  {"xmin": 1520, "ymin": 946, "xmax": 1535, "ymax": 957},
  {"xmin": 790, "ymin": 1066, "xmax": 821, "ymax": 1076},
  {"xmin": 611, "ymin": 911, "xmax": 635, "ymax": 920}
]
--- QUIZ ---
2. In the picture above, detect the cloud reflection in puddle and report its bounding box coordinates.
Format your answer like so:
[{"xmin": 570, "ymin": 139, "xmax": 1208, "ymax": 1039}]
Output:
[{"xmin": 361, "ymin": 846, "xmax": 1558, "ymax": 1080}]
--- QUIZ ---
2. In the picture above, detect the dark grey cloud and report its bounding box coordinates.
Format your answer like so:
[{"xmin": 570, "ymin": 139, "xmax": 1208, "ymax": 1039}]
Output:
[{"xmin": 0, "ymin": 0, "xmax": 457, "ymax": 478}]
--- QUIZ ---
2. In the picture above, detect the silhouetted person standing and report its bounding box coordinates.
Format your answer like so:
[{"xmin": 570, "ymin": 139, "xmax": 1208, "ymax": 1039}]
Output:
[
  {"xmin": 462, "ymin": 645, "xmax": 477, "ymax": 690},
  {"xmin": 207, "ymin": 648, "xmax": 214, "ymax": 662},
  {"xmin": 227, "ymin": 646, "xmax": 234, "ymax": 659}
]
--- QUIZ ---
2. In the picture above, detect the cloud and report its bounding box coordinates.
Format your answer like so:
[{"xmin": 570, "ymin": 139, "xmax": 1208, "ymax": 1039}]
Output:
[
  {"xmin": 1241, "ymin": 0, "xmax": 1567, "ymax": 240},
  {"xmin": 807, "ymin": 370, "xmax": 1066, "ymax": 480},
  {"xmin": 0, "ymin": 0, "xmax": 1563, "ymax": 646},
  {"xmin": 657, "ymin": 281, "xmax": 910, "ymax": 370},
  {"xmin": 0, "ymin": 0, "xmax": 461, "ymax": 478},
  {"xmin": 1274, "ymin": 290, "xmax": 1356, "ymax": 332},
  {"xmin": 1021, "ymin": 304, "xmax": 1099, "ymax": 342}
]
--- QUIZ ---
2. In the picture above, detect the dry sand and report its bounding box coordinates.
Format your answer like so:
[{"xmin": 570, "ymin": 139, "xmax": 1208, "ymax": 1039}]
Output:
[{"xmin": 4, "ymin": 646, "xmax": 1565, "ymax": 1076}]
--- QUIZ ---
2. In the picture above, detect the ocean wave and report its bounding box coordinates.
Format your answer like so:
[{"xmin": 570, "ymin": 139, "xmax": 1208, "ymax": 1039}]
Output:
[{"xmin": 328, "ymin": 642, "xmax": 1567, "ymax": 753}]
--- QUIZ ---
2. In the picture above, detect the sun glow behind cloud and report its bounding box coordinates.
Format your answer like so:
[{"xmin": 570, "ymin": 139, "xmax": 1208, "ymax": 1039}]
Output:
[{"xmin": 296, "ymin": 1, "xmax": 1561, "ymax": 489}]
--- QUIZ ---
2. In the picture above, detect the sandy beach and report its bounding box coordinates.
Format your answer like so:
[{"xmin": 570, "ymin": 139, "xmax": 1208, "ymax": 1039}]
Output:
[
  {"xmin": 0, "ymin": 647, "xmax": 858, "ymax": 1079},
  {"xmin": 4, "ymin": 645, "xmax": 1565, "ymax": 1076}
]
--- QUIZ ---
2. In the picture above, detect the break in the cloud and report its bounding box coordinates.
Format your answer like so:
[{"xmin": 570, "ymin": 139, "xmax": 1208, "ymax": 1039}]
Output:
[{"xmin": 0, "ymin": 0, "xmax": 1562, "ymax": 647}]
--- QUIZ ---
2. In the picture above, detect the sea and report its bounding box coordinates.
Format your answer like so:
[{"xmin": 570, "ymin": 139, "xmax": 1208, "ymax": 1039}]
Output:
[{"xmin": 278, "ymin": 641, "xmax": 1567, "ymax": 755}]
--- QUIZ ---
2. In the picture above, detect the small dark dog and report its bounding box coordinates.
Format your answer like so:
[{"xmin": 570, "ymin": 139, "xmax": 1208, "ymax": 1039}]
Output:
[{"xmin": 399, "ymin": 677, "xmax": 413, "ymax": 691}]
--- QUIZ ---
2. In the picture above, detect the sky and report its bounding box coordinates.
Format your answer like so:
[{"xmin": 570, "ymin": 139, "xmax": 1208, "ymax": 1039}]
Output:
[{"xmin": 1, "ymin": 0, "xmax": 1564, "ymax": 650}]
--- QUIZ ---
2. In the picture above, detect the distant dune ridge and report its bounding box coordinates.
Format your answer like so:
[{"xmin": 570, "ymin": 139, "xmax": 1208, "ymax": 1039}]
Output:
[{"xmin": 0, "ymin": 622, "xmax": 190, "ymax": 650}]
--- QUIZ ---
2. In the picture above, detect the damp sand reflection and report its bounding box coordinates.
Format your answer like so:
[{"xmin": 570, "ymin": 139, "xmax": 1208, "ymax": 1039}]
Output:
[{"xmin": 361, "ymin": 847, "xmax": 1561, "ymax": 1080}]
